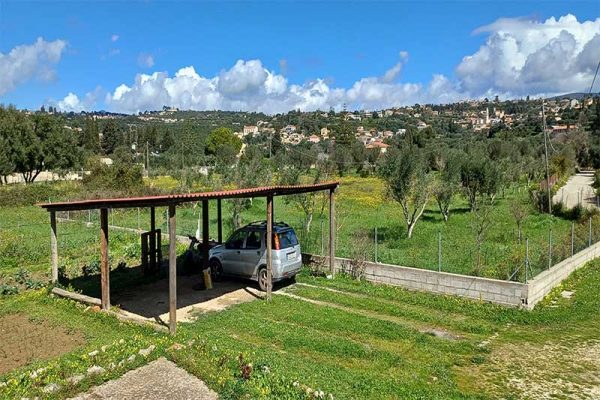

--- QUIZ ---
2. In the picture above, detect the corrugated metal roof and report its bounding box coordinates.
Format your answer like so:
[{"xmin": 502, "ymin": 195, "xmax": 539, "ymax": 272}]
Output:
[{"xmin": 39, "ymin": 181, "xmax": 339, "ymax": 211}]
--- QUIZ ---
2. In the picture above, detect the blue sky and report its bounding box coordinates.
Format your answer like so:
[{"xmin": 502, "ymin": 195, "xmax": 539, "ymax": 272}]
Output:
[{"xmin": 1, "ymin": 1, "xmax": 599, "ymax": 113}]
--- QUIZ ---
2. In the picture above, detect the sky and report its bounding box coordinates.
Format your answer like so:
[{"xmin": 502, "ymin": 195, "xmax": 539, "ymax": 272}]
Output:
[{"xmin": 0, "ymin": 0, "xmax": 599, "ymax": 114}]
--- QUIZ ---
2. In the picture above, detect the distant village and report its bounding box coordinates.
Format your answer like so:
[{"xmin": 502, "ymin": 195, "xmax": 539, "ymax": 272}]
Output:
[{"xmin": 35, "ymin": 94, "xmax": 596, "ymax": 155}]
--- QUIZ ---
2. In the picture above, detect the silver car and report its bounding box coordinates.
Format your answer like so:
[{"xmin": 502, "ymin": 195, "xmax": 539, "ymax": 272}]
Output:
[{"xmin": 208, "ymin": 221, "xmax": 302, "ymax": 291}]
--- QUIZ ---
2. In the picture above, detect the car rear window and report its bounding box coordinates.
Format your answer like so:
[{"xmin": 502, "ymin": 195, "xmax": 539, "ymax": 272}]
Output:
[{"xmin": 276, "ymin": 229, "xmax": 298, "ymax": 249}]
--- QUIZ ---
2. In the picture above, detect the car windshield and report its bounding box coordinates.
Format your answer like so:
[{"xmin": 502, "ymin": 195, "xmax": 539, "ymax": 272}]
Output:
[{"xmin": 276, "ymin": 229, "xmax": 298, "ymax": 249}]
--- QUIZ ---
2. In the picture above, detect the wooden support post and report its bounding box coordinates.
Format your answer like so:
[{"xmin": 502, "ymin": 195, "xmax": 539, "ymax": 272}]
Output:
[
  {"xmin": 149, "ymin": 207, "xmax": 156, "ymax": 272},
  {"xmin": 50, "ymin": 211, "xmax": 58, "ymax": 283},
  {"xmin": 329, "ymin": 188, "xmax": 336, "ymax": 277},
  {"xmin": 150, "ymin": 207, "xmax": 156, "ymax": 231},
  {"xmin": 168, "ymin": 204, "xmax": 177, "ymax": 334},
  {"xmin": 266, "ymin": 195, "xmax": 273, "ymax": 301},
  {"xmin": 217, "ymin": 199, "xmax": 223, "ymax": 243},
  {"xmin": 157, "ymin": 229, "xmax": 162, "ymax": 267},
  {"xmin": 100, "ymin": 208, "xmax": 110, "ymax": 310},
  {"xmin": 202, "ymin": 199, "xmax": 209, "ymax": 269},
  {"xmin": 141, "ymin": 232, "xmax": 148, "ymax": 273}
]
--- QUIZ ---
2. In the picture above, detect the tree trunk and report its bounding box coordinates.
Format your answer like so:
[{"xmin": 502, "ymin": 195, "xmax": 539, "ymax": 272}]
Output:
[
  {"xmin": 407, "ymin": 221, "xmax": 416, "ymax": 239},
  {"xmin": 305, "ymin": 212, "xmax": 313, "ymax": 233}
]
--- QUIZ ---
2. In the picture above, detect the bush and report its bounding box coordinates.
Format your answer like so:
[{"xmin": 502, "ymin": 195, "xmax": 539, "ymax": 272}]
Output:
[
  {"xmin": 82, "ymin": 260, "xmax": 101, "ymax": 277},
  {"xmin": 83, "ymin": 159, "xmax": 145, "ymax": 195},
  {"xmin": 0, "ymin": 284, "xmax": 19, "ymax": 295},
  {"xmin": 0, "ymin": 182, "xmax": 80, "ymax": 206}
]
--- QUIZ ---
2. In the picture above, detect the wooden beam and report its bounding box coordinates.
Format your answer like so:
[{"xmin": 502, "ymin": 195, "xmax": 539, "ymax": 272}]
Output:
[
  {"xmin": 266, "ymin": 195, "xmax": 273, "ymax": 300},
  {"xmin": 217, "ymin": 199, "xmax": 223, "ymax": 243},
  {"xmin": 168, "ymin": 204, "xmax": 177, "ymax": 334},
  {"xmin": 329, "ymin": 189, "xmax": 336, "ymax": 277},
  {"xmin": 100, "ymin": 208, "xmax": 110, "ymax": 310},
  {"xmin": 52, "ymin": 287, "xmax": 101, "ymax": 306},
  {"xmin": 50, "ymin": 211, "xmax": 58, "ymax": 283},
  {"xmin": 202, "ymin": 200, "xmax": 210, "ymax": 269}
]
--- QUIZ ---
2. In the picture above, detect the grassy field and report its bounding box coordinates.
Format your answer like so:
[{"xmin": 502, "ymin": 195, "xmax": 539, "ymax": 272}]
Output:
[
  {"xmin": 1, "ymin": 175, "xmax": 594, "ymax": 290},
  {"xmin": 1, "ymin": 260, "xmax": 599, "ymax": 399}
]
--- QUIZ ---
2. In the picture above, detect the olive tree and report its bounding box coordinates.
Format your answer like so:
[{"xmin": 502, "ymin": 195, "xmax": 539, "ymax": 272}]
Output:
[
  {"xmin": 432, "ymin": 150, "xmax": 462, "ymax": 222},
  {"xmin": 460, "ymin": 152, "xmax": 500, "ymax": 211},
  {"xmin": 379, "ymin": 146, "xmax": 432, "ymax": 239}
]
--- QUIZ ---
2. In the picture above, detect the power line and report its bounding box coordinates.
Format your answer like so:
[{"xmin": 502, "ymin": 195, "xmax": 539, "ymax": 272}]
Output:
[{"xmin": 589, "ymin": 56, "xmax": 600, "ymax": 95}]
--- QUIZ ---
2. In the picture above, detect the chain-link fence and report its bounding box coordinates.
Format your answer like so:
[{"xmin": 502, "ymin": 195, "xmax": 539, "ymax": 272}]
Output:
[{"xmin": 3, "ymin": 203, "xmax": 600, "ymax": 286}]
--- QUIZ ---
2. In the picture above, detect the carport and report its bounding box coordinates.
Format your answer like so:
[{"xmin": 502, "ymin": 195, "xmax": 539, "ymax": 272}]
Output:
[{"xmin": 39, "ymin": 182, "xmax": 339, "ymax": 334}]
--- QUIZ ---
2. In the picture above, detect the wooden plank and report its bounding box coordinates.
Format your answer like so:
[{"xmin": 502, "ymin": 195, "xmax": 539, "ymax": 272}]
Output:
[
  {"xmin": 100, "ymin": 208, "xmax": 110, "ymax": 310},
  {"xmin": 157, "ymin": 228, "xmax": 162, "ymax": 267},
  {"xmin": 141, "ymin": 232, "xmax": 148, "ymax": 272},
  {"xmin": 107, "ymin": 310, "xmax": 168, "ymax": 333},
  {"xmin": 52, "ymin": 287, "xmax": 101, "ymax": 306},
  {"xmin": 149, "ymin": 207, "xmax": 156, "ymax": 272},
  {"xmin": 202, "ymin": 199, "xmax": 209, "ymax": 269},
  {"xmin": 168, "ymin": 205, "xmax": 177, "ymax": 334},
  {"xmin": 150, "ymin": 207, "xmax": 156, "ymax": 231},
  {"xmin": 217, "ymin": 199, "xmax": 223, "ymax": 243},
  {"xmin": 50, "ymin": 211, "xmax": 58, "ymax": 283},
  {"xmin": 329, "ymin": 189, "xmax": 336, "ymax": 277},
  {"xmin": 266, "ymin": 195, "xmax": 273, "ymax": 300}
]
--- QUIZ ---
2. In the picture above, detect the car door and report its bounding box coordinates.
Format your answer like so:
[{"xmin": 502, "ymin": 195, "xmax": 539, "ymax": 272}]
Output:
[
  {"xmin": 221, "ymin": 229, "xmax": 248, "ymax": 275},
  {"xmin": 239, "ymin": 230, "xmax": 263, "ymax": 277}
]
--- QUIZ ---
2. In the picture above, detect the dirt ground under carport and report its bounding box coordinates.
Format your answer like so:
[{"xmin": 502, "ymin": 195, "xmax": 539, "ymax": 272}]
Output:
[{"xmin": 112, "ymin": 275, "xmax": 263, "ymax": 324}]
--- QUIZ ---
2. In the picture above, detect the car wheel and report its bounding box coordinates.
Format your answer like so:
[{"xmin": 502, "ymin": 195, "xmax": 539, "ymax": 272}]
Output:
[
  {"xmin": 257, "ymin": 267, "xmax": 270, "ymax": 292},
  {"xmin": 209, "ymin": 258, "xmax": 223, "ymax": 282}
]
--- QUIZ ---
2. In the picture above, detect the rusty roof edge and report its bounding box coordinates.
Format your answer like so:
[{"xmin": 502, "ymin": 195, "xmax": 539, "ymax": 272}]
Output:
[{"xmin": 38, "ymin": 181, "xmax": 340, "ymax": 211}]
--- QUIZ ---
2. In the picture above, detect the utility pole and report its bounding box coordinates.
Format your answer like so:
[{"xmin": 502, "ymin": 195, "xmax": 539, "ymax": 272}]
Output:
[
  {"xmin": 542, "ymin": 101, "xmax": 552, "ymax": 214},
  {"xmin": 146, "ymin": 141, "xmax": 149, "ymax": 173}
]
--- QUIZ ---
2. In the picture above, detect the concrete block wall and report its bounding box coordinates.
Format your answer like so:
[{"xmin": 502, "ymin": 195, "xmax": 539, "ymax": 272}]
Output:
[
  {"xmin": 302, "ymin": 254, "xmax": 527, "ymax": 307},
  {"xmin": 303, "ymin": 243, "xmax": 600, "ymax": 309},
  {"xmin": 524, "ymin": 241, "xmax": 600, "ymax": 309}
]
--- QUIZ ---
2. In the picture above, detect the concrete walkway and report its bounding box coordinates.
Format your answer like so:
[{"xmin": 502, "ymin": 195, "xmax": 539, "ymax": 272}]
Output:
[
  {"xmin": 70, "ymin": 358, "xmax": 218, "ymax": 400},
  {"xmin": 553, "ymin": 172, "xmax": 597, "ymax": 209}
]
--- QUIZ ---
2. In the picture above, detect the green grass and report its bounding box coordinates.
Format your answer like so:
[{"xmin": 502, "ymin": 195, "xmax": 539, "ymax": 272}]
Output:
[
  {"xmin": 3, "ymin": 260, "xmax": 600, "ymax": 399},
  {"xmin": 0, "ymin": 175, "xmax": 594, "ymax": 288}
]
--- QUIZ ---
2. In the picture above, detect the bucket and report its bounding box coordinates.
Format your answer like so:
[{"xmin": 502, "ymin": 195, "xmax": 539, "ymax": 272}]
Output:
[{"xmin": 203, "ymin": 268, "xmax": 213, "ymax": 289}]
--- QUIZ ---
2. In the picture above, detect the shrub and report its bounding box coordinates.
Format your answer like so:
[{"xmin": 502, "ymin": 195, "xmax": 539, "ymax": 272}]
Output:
[
  {"xmin": 0, "ymin": 284, "xmax": 19, "ymax": 295},
  {"xmin": 83, "ymin": 158, "xmax": 144, "ymax": 195},
  {"xmin": 82, "ymin": 260, "xmax": 101, "ymax": 277}
]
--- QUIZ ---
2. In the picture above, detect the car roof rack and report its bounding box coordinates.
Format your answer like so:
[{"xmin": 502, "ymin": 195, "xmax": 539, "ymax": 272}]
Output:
[{"xmin": 246, "ymin": 220, "xmax": 291, "ymax": 229}]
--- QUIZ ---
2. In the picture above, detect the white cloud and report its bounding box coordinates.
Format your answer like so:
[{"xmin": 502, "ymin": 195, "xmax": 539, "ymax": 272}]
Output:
[
  {"xmin": 111, "ymin": 34, "xmax": 120, "ymax": 42},
  {"xmin": 0, "ymin": 37, "xmax": 67, "ymax": 96},
  {"xmin": 137, "ymin": 53, "xmax": 155, "ymax": 68},
  {"xmin": 457, "ymin": 14, "xmax": 600, "ymax": 96},
  {"xmin": 56, "ymin": 87, "xmax": 102, "ymax": 112},
  {"xmin": 71, "ymin": 14, "xmax": 600, "ymax": 114}
]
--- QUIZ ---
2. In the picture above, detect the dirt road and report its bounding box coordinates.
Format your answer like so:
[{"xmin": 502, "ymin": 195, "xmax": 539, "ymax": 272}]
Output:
[{"xmin": 553, "ymin": 172, "xmax": 597, "ymax": 209}]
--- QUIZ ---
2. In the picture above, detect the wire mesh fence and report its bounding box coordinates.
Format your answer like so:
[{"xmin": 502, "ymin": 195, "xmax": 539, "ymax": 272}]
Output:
[{"xmin": 2, "ymin": 203, "xmax": 600, "ymax": 285}]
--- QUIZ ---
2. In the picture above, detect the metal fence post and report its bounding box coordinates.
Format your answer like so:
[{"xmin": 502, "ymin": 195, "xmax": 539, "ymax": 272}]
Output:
[
  {"xmin": 571, "ymin": 222, "xmax": 574, "ymax": 256},
  {"xmin": 438, "ymin": 231, "xmax": 442, "ymax": 272},
  {"xmin": 548, "ymin": 230, "xmax": 552, "ymax": 270},
  {"xmin": 525, "ymin": 237, "xmax": 530, "ymax": 283},
  {"xmin": 374, "ymin": 227, "xmax": 378, "ymax": 263},
  {"xmin": 589, "ymin": 217, "xmax": 592, "ymax": 247},
  {"xmin": 137, "ymin": 207, "xmax": 141, "ymax": 230}
]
